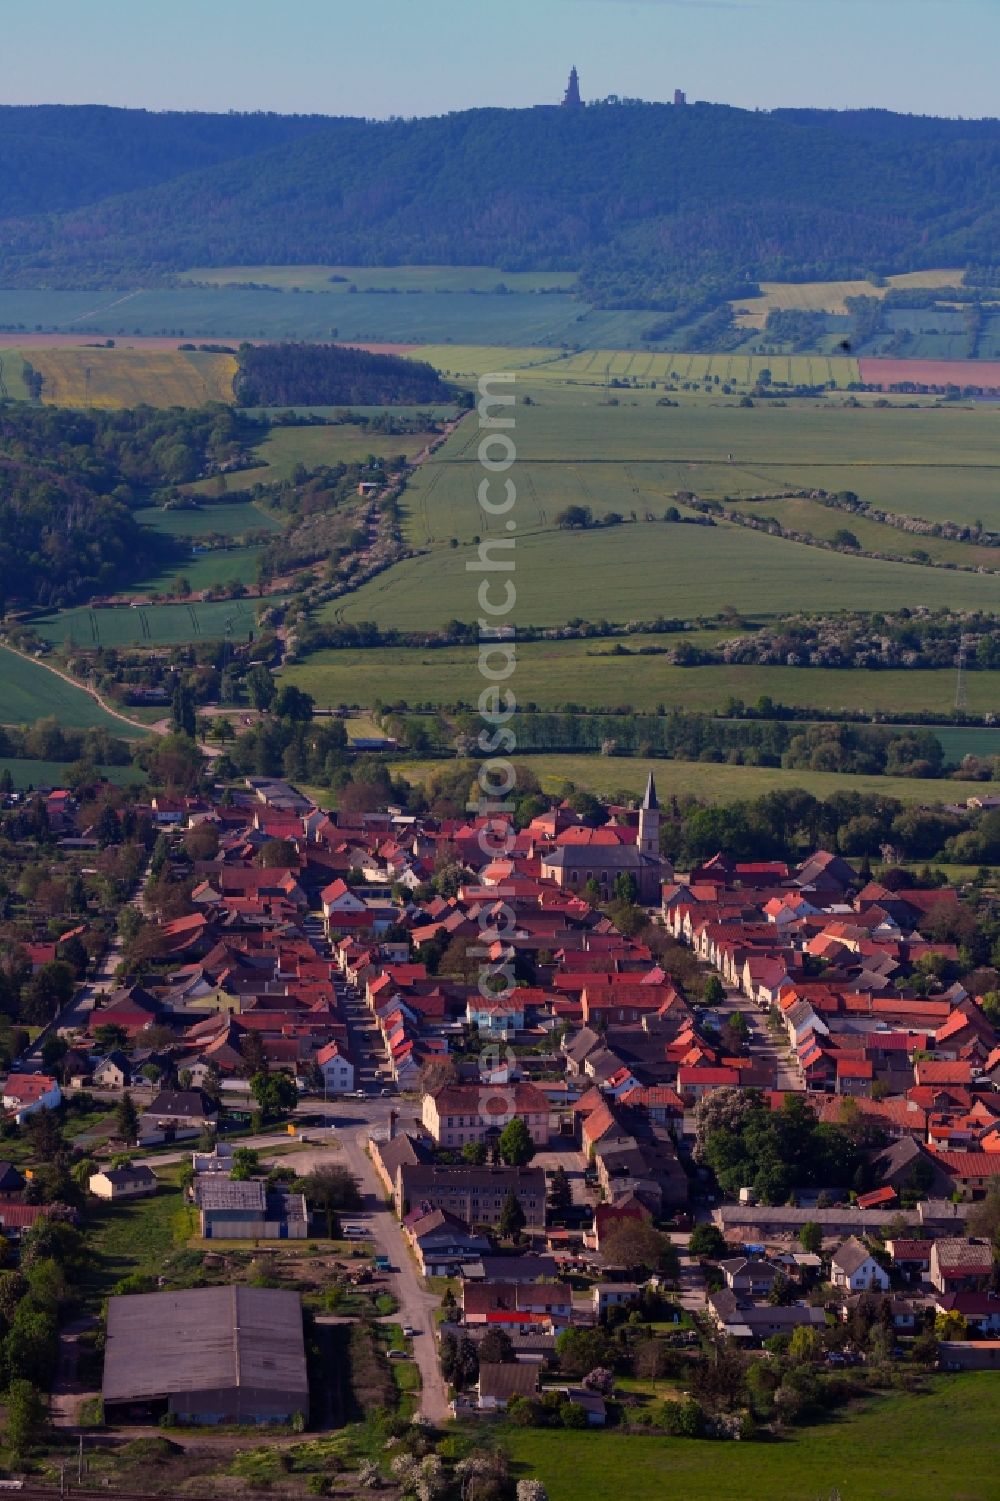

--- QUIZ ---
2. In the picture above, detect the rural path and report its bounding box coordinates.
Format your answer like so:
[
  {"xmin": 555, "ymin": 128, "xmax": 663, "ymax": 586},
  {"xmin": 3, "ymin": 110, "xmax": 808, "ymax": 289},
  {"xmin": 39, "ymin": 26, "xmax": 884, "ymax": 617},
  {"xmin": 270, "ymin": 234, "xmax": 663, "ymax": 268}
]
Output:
[{"xmin": 3, "ymin": 643, "xmax": 161, "ymax": 739}]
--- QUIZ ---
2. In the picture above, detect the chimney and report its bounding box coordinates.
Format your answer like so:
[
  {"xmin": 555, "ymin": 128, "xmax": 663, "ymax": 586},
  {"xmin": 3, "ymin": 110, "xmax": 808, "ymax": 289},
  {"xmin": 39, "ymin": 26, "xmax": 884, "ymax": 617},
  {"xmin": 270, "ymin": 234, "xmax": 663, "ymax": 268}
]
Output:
[{"xmin": 388, "ymin": 1109, "xmax": 398, "ymax": 1141}]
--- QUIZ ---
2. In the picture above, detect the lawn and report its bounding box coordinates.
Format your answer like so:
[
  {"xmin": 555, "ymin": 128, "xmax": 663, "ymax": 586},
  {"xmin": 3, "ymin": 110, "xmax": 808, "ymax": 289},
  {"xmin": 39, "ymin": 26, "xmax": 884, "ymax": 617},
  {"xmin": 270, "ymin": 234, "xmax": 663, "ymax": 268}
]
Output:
[
  {"xmin": 33, "ymin": 595, "xmax": 285, "ymax": 648},
  {"xmin": 390, "ymin": 754, "xmax": 987, "ymax": 806},
  {"xmin": 284, "ymin": 643, "xmax": 1000, "ymax": 719},
  {"xmin": 83, "ymin": 1175, "xmax": 197, "ymax": 1309},
  {"xmin": 504, "ymin": 1375, "xmax": 1000, "ymax": 1501},
  {"xmin": 0, "ymin": 646, "xmax": 147, "ymax": 733}
]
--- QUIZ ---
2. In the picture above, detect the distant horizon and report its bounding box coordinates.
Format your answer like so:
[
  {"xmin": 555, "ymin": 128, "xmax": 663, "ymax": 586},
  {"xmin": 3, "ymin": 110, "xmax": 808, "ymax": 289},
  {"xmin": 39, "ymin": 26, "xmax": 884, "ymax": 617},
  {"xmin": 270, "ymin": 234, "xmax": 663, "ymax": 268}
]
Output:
[
  {"xmin": 3, "ymin": 0, "xmax": 998, "ymax": 122},
  {"xmin": 2, "ymin": 95, "xmax": 997, "ymax": 127}
]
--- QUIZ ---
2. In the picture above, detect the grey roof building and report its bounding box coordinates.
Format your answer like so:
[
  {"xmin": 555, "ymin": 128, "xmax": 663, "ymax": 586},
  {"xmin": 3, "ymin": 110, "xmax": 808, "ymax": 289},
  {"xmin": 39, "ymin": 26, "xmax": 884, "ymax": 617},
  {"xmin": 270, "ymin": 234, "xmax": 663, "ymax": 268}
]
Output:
[{"xmin": 103, "ymin": 1285, "xmax": 308, "ymax": 1425}]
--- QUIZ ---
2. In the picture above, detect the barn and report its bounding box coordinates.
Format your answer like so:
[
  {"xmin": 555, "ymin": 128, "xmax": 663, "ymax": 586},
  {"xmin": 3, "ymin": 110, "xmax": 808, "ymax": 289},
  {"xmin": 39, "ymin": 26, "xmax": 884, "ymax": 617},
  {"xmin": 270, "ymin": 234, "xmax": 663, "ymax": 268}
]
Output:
[{"xmin": 102, "ymin": 1285, "xmax": 309, "ymax": 1425}]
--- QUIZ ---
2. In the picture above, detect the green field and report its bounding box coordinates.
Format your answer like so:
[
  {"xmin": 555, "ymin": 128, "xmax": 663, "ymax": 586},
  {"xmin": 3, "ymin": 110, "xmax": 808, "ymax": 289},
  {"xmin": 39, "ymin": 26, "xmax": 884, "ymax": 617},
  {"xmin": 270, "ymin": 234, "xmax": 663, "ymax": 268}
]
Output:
[
  {"xmin": 182, "ymin": 263, "xmax": 579, "ymax": 294},
  {"xmin": 505, "ymin": 1375, "xmax": 1000, "ymax": 1501},
  {"xmin": 330, "ymin": 518, "xmax": 1000, "ymax": 630},
  {"xmin": 0, "ymin": 757, "xmax": 141, "ymax": 788},
  {"xmin": 284, "ymin": 644, "xmax": 1000, "ymax": 718},
  {"xmin": 138, "ymin": 500, "xmax": 282, "ymax": 539},
  {"xmin": 727, "ymin": 494, "xmax": 1000, "ymax": 569},
  {"xmin": 0, "ymin": 646, "xmax": 148, "ymax": 733},
  {"xmin": 132, "ymin": 545, "xmax": 265, "ymax": 594},
  {"xmin": 0, "ymin": 288, "xmax": 657, "ymax": 349},
  {"xmin": 32, "ymin": 595, "xmax": 284, "ymax": 648},
  {"xmin": 400, "ymin": 391, "xmax": 1000, "ymax": 543},
  {"xmin": 411, "ymin": 346, "xmax": 862, "ymax": 387},
  {"xmin": 391, "ymin": 754, "xmax": 986, "ymax": 805}
]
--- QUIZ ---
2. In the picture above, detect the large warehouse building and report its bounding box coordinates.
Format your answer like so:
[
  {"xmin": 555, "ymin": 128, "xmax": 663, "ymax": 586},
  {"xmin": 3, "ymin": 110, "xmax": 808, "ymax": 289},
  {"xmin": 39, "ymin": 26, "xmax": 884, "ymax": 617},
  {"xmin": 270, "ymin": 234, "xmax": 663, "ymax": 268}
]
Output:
[{"xmin": 102, "ymin": 1284, "xmax": 309, "ymax": 1425}]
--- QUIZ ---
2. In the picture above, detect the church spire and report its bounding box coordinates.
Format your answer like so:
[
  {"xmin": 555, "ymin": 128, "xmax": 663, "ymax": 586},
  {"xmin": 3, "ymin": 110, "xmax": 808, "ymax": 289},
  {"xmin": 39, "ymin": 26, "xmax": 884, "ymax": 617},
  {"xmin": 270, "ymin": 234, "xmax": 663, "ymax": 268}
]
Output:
[{"xmin": 642, "ymin": 771, "xmax": 659, "ymax": 811}]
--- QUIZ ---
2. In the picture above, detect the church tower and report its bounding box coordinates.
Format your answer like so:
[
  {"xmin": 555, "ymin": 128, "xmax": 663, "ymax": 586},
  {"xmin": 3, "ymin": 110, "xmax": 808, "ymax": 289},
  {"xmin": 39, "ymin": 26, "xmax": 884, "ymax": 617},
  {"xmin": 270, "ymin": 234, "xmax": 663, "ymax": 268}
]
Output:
[
  {"xmin": 562, "ymin": 66, "xmax": 582, "ymax": 109},
  {"xmin": 638, "ymin": 771, "xmax": 660, "ymax": 862}
]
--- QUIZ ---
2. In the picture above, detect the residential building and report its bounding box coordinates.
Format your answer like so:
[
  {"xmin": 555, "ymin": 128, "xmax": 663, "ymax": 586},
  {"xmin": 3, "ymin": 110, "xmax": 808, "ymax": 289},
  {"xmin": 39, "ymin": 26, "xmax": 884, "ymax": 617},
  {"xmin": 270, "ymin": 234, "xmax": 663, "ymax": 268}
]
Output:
[
  {"xmin": 830, "ymin": 1237, "xmax": 890, "ymax": 1292},
  {"xmin": 89, "ymin": 1165, "xmax": 159, "ymax": 1202}
]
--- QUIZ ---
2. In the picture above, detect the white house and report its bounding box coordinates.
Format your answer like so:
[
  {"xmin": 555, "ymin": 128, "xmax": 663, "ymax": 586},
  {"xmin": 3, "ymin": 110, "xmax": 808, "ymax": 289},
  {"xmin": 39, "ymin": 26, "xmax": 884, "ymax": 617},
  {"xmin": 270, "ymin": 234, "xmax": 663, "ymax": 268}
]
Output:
[
  {"xmin": 830, "ymin": 1237, "xmax": 890, "ymax": 1292},
  {"xmin": 89, "ymin": 1165, "xmax": 159, "ymax": 1201},
  {"xmin": 2, "ymin": 1074, "xmax": 61, "ymax": 1124},
  {"xmin": 315, "ymin": 1041, "xmax": 355, "ymax": 1095}
]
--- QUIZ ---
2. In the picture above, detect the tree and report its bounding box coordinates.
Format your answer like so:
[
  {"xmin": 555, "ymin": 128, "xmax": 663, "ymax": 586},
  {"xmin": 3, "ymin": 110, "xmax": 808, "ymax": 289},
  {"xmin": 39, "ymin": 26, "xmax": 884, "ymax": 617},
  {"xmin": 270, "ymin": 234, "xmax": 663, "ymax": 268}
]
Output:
[
  {"xmin": 246, "ymin": 665, "xmax": 277, "ymax": 712},
  {"xmin": 461, "ymin": 1141, "xmax": 487, "ymax": 1166},
  {"xmin": 601, "ymin": 1220, "xmax": 679, "ymax": 1280},
  {"xmin": 4, "ymin": 1380, "xmax": 48, "ymax": 1459},
  {"xmin": 688, "ymin": 1223, "xmax": 727, "ymax": 1260},
  {"xmin": 799, "ymin": 1220, "xmax": 823, "ymax": 1255},
  {"xmin": 302, "ymin": 1165, "xmax": 361, "ymax": 1237},
  {"xmin": 788, "ymin": 1324, "xmax": 823, "ymax": 1363},
  {"xmin": 498, "ymin": 1116, "xmax": 535, "ymax": 1167},
  {"xmin": 230, "ymin": 1147, "xmax": 260, "ymax": 1181},
  {"xmin": 478, "ymin": 1328, "xmax": 515, "ymax": 1364},
  {"xmin": 259, "ymin": 838, "xmax": 297, "ymax": 868},
  {"xmin": 249, "ymin": 1070, "xmax": 298, "ymax": 1119},
  {"xmin": 547, "ymin": 1165, "xmax": 572, "ymax": 1217},
  {"xmin": 702, "ymin": 974, "xmax": 725, "ymax": 1006},
  {"xmin": 115, "ymin": 1091, "xmax": 139, "ymax": 1144},
  {"xmin": 498, "ymin": 1189, "xmax": 526, "ymax": 1243},
  {"xmin": 454, "ymin": 1334, "xmax": 479, "ymax": 1391}
]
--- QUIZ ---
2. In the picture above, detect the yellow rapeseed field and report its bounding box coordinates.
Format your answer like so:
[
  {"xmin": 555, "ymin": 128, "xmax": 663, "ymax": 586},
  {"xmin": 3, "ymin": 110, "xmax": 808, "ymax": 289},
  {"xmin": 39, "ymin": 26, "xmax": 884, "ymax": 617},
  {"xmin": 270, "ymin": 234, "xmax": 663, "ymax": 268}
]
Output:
[{"xmin": 30, "ymin": 348, "xmax": 236, "ymax": 408}]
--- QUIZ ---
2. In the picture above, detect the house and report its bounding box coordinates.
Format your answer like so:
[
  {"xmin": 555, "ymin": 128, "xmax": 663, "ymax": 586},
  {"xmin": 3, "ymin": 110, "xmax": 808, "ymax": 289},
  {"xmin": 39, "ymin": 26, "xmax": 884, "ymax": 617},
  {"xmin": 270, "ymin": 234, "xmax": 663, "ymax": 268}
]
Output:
[
  {"xmin": 592, "ymin": 1283, "xmax": 642, "ymax": 1319},
  {"xmin": 708, "ymin": 1289, "xmax": 826, "ymax": 1343},
  {"xmin": 466, "ymin": 996, "xmax": 526, "ymax": 1038},
  {"xmin": 89, "ymin": 1165, "xmax": 159, "ymax": 1202},
  {"xmin": 404, "ymin": 1208, "xmax": 491, "ymax": 1276},
  {"xmin": 886, "ymin": 1239, "xmax": 932, "ymax": 1281},
  {"xmin": 475, "ymin": 1361, "xmax": 540, "ymax": 1411},
  {"xmin": 395, "ymin": 1164, "xmax": 546, "ymax": 1231},
  {"xmin": 933, "ymin": 1292, "xmax": 1000, "ymax": 1335},
  {"xmin": 138, "ymin": 1089, "xmax": 219, "ymax": 1146},
  {"xmin": 2, "ymin": 1073, "xmax": 61, "ymax": 1123},
  {"xmin": 0, "ymin": 1162, "xmax": 26, "ymax": 1201},
  {"xmin": 830, "ymin": 1237, "xmax": 889, "ymax": 1293},
  {"xmin": 195, "ymin": 1179, "xmax": 308, "ymax": 1240},
  {"xmin": 462, "ymin": 1280, "xmax": 573, "ymax": 1329},
  {"xmin": 929, "ymin": 1238, "xmax": 994, "ymax": 1295},
  {"xmin": 102, "ymin": 1286, "xmax": 309, "ymax": 1424},
  {"xmin": 315, "ymin": 1042, "xmax": 355, "ymax": 1095},
  {"xmin": 92, "ymin": 1052, "xmax": 134, "ymax": 1090},
  {"xmin": 717, "ymin": 1257, "xmax": 785, "ymax": 1297},
  {"xmin": 422, "ymin": 1083, "xmax": 550, "ymax": 1149}
]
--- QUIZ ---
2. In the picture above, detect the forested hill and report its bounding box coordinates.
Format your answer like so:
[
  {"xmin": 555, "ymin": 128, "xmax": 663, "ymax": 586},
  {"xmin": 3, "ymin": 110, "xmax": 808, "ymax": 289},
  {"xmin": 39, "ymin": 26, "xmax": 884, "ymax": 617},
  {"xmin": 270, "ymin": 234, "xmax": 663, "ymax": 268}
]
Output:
[
  {"xmin": 2, "ymin": 101, "xmax": 1000, "ymax": 305},
  {"xmin": 233, "ymin": 343, "xmax": 453, "ymax": 407},
  {"xmin": 0, "ymin": 105, "xmax": 338, "ymax": 217}
]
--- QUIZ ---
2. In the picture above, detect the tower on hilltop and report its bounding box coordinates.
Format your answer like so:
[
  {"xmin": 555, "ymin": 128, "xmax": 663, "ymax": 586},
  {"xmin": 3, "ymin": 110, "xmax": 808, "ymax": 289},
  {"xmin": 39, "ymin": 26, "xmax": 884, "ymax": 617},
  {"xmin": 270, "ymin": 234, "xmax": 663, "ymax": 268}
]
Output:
[
  {"xmin": 638, "ymin": 771, "xmax": 660, "ymax": 861},
  {"xmin": 562, "ymin": 66, "xmax": 582, "ymax": 109}
]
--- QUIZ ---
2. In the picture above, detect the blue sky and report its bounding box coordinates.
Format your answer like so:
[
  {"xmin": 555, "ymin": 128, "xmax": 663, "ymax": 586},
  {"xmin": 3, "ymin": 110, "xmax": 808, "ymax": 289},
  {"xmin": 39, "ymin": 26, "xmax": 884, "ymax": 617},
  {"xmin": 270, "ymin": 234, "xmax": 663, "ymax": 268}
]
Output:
[{"xmin": 4, "ymin": 0, "xmax": 997, "ymax": 119}]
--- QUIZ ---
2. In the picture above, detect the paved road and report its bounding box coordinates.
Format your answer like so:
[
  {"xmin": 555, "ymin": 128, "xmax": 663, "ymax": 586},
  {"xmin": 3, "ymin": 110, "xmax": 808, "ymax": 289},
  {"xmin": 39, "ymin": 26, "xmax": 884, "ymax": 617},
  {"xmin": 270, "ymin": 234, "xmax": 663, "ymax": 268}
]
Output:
[{"xmin": 716, "ymin": 988, "xmax": 804, "ymax": 1092}]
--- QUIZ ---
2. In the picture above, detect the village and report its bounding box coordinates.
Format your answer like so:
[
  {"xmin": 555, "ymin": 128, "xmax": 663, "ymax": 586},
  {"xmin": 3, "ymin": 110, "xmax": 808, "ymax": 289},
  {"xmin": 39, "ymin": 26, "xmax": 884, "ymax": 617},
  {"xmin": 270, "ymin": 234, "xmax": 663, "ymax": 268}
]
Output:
[{"xmin": 0, "ymin": 760, "xmax": 993, "ymax": 1483}]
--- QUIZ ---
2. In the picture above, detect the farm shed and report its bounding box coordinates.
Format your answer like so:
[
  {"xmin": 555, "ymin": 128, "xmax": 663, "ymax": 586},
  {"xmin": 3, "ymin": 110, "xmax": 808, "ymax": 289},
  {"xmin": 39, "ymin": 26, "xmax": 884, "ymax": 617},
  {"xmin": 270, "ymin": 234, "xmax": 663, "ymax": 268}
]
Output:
[{"xmin": 102, "ymin": 1285, "xmax": 309, "ymax": 1424}]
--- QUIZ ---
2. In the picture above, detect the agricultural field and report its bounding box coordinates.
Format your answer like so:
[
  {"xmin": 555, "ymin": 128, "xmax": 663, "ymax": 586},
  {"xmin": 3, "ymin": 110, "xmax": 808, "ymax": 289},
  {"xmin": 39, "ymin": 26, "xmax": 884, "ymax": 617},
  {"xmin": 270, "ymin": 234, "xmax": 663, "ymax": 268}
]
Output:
[
  {"xmin": 0, "ymin": 646, "xmax": 148, "ymax": 734},
  {"xmin": 505, "ymin": 1375, "xmax": 1000, "ymax": 1501},
  {"xmin": 333, "ymin": 511, "xmax": 1000, "ymax": 631},
  {"xmin": 731, "ymin": 267, "xmax": 963, "ymax": 328},
  {"xmin": 410, "ymin": 346, "xmax": 862, "ymax": 387},
  {"xmin": 0, "ymin": 757, "xmax": 141, "ymax": 789},
  {"xmin": 725, "ymin": 495, "xmax": 1000, "ymax": 570},
  {"xmin": 24, "ymin": 346, "xmax": 236, "ymax": 408},
  {"xmin": 137, "ymin": 499, "xmax": 282, "ymax": 540},
  {"xmin": 131, "ymin": 544, "xmax": 265, "ymax": 594},
  {"xmin": 283, "ymin": 644, "xmax": 1000, "ymax": 720},
  {"xmin": 390, "ymin": 753, "xmax": 987, "ymax": 806},
  {"xmin": 182, "ymin": 263, "xmax": 579, "ymax": 293},
  {"xmin": 32, "ymin": 595, "xmax": 284, "ymax": 648},
  {"xmin": 0, "ymin": 348, "xmax": 29, "ymax": 399},
  {"xmin": 0, "ymin": 287, "xmax": 657, "ymax": 350}
]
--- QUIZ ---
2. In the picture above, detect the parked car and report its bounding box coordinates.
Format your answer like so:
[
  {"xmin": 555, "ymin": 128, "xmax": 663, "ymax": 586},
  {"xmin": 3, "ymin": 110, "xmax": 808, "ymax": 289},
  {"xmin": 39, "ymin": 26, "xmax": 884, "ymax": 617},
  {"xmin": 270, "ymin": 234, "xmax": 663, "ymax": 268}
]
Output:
[{"xmin": 402, "ymin": 1324, "xmax": 417, "ymax": 1337}]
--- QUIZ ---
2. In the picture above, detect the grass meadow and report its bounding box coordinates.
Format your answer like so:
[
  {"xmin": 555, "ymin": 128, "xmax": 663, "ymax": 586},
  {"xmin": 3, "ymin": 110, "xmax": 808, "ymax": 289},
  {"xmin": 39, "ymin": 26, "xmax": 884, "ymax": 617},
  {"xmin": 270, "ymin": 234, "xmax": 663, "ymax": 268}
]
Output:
[
  {"xmin": 0, "ymin": 646, "xmax": 147, "ymax": 733},
  {"xmin": 732, "ymin": 267, "xmax": 963, "ymax": 327},
  {"xmin": 138, "ymin": 500, "xmax": 282, "ymax": 540},
  {"xmin": 182, "ymin": 263, "xmax": 579, "ymax": 293},
  {"xmin": 504, "ymin": 1375, "xmax": 1000, "ymax": 1501},
  {"xmin": 284, "ymin": 644, "xmax": 1000, "ymax": 719},
  {"xmin": 32, "ymin": 595, "xmax": 283, "ymax": 648},
  {"xmin": 390, "ymin": 753, "xmax": 987, "ymax": 805}
]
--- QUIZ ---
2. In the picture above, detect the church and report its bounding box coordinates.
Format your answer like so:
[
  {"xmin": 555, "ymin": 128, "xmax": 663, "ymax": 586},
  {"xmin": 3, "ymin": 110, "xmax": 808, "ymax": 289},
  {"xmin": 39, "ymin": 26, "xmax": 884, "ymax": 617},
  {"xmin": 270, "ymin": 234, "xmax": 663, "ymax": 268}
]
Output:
[{"xmin": 538, "ymin": 773, "xmax": 670, "ymax": 904}]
